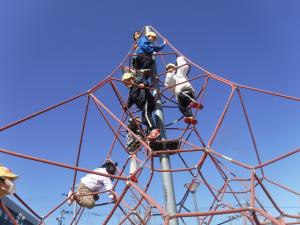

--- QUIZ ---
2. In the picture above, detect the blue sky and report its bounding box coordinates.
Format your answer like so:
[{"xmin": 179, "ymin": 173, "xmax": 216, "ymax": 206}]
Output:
[{"xmin": 1, "ymin": 1, "xmax": 300, "ymax": 224}]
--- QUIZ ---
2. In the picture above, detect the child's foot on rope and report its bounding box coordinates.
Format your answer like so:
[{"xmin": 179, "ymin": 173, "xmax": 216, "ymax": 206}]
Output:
[
  {"xmin": 122, "ymin": 66, "xmax": 150, "ymax": 77},
  {"xmin": 130, "ymin": 174, "xmax": 138, "ymax": 183},
  {"xmin": 189, "ymin": 102, "xmax": 204, "ymax": 110},
  {"xmin": 138, "ymin": 69, "xmax": 151, "ymax": 76},
  {"xmin": 147, "ymin": 129, "xmax": 160, "ymax": 141},
  {"xmin": 184, "ymin": 117, "xmax": 198, "ymax": 125}
]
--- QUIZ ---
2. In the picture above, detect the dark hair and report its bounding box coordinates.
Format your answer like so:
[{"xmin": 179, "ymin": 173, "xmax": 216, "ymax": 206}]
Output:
[
  {"xmin": 132, "ymin": 31, "xmax": 141, "ymax": 41},
  {"xmin": 101, "ymin": 161, "xmax": 117, "ymax": 175},
  {"xmin": 127, "ymin": 117, "xmax": 140, "ymax": 131}
]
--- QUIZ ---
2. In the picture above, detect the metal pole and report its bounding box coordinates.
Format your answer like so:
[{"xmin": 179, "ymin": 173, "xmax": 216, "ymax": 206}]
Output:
[
  {"xmin": 72, "ymin": 202, "xmax": 77, "ymax": 225},
  {"xmin": 184, "ymin": 182, "xmax": 200, "ymax": 225},
  {"xmin": 72, "ymin": 185, "xmax": 77, "ymax": 225},
  {"xmin": 144, "ymin": 25, "xmax": 179, "ymax": 225},
  {"xmin": 192, "ymin": 192, "xmax": 200, "ymax": 225}
]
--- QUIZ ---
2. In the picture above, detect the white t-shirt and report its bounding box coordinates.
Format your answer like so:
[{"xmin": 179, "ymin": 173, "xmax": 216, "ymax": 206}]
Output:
[
  {"xmin": 80, "ymin": 168, "xmax": 114, "ymax": 199},
  {"xmin": 165, "ymin": 56, "xmax": 194, "ymax": 97}
]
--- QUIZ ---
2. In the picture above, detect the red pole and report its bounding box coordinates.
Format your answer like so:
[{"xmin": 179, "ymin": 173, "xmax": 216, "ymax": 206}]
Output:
[
  {"xmin": 0, "ymin": 92, "xmax": 87, "ymax": 132},
  {"xmin": 0, "ymin": 201, "xmax": 18, "ymax": 225},
  {"xmin": 207, "ymin": 87, "xmax": 235, "ymax": 146},
  {"xmin": 0, "ymin": 147, "xmax": 128, "ymax": 181},
  {"xmin": 71, "ymin": 95, "xmax": 90, "ymax": 192},
  {"xmin": 13, "ymin": 193, "xmax": 42, "ymax": 220}
]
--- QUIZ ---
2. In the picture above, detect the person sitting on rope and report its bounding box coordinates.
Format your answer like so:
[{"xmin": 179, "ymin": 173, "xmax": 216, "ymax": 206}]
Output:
[
  {"xmin": 122, "ymin": 72, "xmax": 160, "ymax": 141},
  {"xmin": 164, "ymin": 56, "xmax": 203, "ymax": 125},
  {"xmin": 0, "ymin": 165, "xmax": 18, "ymax": 198},
  {"xmin": 134, "ymin": 31, "xmax": 167, "ymax": 79},
  {"xmin": 68, "ymin": 161, "xmax": 117, "ymax": 209}
]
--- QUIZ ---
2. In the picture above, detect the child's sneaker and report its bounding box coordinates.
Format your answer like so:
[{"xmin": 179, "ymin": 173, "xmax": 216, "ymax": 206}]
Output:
[
  {"xmin": 189, "ymin": 102, "xmax": 203, "ymax": 110},
  {"xmin": 138, "ymin": 69, "xmax": 151, "ymax": 76},
  {"xmin": 130, "ymin": 174, "xmax": 138, "ymax": 183},
  {"xmin": 138, "ymin": 69, "xmax": 151, "ymax": 73},
  {"xmin": 184, "ymin": 117, "xmax": 198, "ymax": 125},
  {"xmin": 147, "ymin": 129, "xmax": 160, "ymax": 140},
  {"xmin": 67, "ymin": 190, "xmax": 74, "ymax": 205}
]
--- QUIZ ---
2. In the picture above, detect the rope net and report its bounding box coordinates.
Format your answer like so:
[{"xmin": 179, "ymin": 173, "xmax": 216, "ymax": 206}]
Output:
[{"xmin": 1, "ymin": 25, "xmax": 300, "ymax": 225}]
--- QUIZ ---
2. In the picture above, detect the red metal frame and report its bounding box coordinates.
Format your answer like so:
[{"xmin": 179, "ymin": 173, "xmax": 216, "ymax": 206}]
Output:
[{"xmin": 0, "ymin": 25, "xmax": 299, "ymax": 224}]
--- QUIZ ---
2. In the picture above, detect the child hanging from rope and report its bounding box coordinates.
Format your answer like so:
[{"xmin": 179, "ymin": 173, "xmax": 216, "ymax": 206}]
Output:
[
  {"xmin": 164, "ymin": 56, "xmax": 203, "ymax": 125},
  {"xmin": 134, "ymin": 31, "xmax": 167, "ymax": 79},
  {"xmin": 68, "ymin": 161, "xmax": 117, "ymax": 209},
  {"xmin": 0, "ymin": 165, "xmax": 18, "ymax": 198},
  {"xmin": 122, "ymin": 72, "xmax": 160, "ymax": 141}
]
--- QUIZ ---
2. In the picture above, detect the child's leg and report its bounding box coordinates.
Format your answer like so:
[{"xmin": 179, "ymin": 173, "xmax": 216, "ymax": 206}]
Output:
[
  {"xmin": 132, "ymin": 57, "xmax": 136, "ymax": 68},
  {"xmin": 181, "ymin": 91, "xmax": 195, "ymax": 105},
  {"xmin": 141, "ymin": 57, "xmax": 154, "ymax": 70},
  {"xmin": 135, "ymin": 55, "xmax": 154, "ymax": 70},
  {"xmin": 134, "ymin": 56, "xmax": 143, "ymax": 69},
  {"xmin": 126, "ymin": 133, "xmax": 142, "ymax": 153},
  {"xmin": 141, "ymin": 100, "xmax": 156, "ymax": 130},
  {"xmin": 142, "ymin": 100, "xmax": 160, "ymax": 139},
  {"xmin": 76, "ymin": 183, "xmax": 95, "ymax": 209},
  {"xmin": 178, "ymin": 92, "xmax": 193, "ymax": 117},
  {"xmin": 130, "ymin": 154, "xmax": 138, "ymax": 175}
]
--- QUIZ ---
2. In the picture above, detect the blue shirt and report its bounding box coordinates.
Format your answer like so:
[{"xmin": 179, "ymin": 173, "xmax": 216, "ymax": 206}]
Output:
[{"xmin": 136, "ymin": 35, "xmax": 166, "ymax": 55}]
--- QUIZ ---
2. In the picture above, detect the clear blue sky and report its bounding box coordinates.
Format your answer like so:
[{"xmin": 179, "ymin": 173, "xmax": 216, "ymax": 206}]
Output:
[{"xmin": 1, "ymin": 1, "xmax": 300, "ymax": 224}]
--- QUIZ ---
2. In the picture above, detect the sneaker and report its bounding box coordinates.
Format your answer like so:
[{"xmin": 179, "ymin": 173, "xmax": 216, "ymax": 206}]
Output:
[
  {"xmin": 184, "ymin": 117, "xmax": 198, "ymax": 125},
  {"xmin": 67, "ymin": 190, "xmax": 74, "ymax": 205},
  {"xmin": 138, "ymin": 69, "xmax": 151, "ymax": 76},
  {"xmin": 138, "ymin": 69, "xmax": 151, "ymax": 73},
  {"xmin": 189, "ymin": 102, "xmax": 204, "ymax": 110},
  {"xmin": 147, "ymin": 129, "xmax": 160, "ymax": 140},
  {"xmin": 130, "ymin": 174, "xmax": 138, "ymax": 183}
]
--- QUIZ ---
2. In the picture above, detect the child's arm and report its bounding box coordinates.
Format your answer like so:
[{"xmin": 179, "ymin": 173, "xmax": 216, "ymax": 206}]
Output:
[
  {"xmin": 140, "ymin": 37, "xmax": 154, "ymax": 54},
  {"xmin": 123, "ymin": 95, "xmax": 134, "ymax": 110},
  {"xmin": 165, "ymin": 72, "xmax": 175, "ymax": 88},
  {"xmin": 177, "ymin": 56, "xmax": 190, "ymax": 77},
  {"xmin": 137, "ymin": 83, "xmax": 146, "ymax": 89},
  {"xmin": 141, "ymin": 37, "xmax": 166, "ymax": 53},
  {"xmin": 102, "ymin": 176, "xmax": 114, "ymax": 199},
  {"xmin": 137, "ymin": 78, "xmax": 150, "ymax": 89},
  {"xmin": 153, "ymin": 39, "xmax": 167, "ymax": 52}
]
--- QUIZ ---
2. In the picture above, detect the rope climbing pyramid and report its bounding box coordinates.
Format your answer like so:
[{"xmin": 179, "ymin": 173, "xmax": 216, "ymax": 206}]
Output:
[{"xmin": 1, "ymin": 25, "xmax": 300, "ymax": 225}]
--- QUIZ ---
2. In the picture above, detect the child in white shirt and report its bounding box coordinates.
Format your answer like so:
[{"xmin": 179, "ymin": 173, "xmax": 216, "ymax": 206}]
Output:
[
  {"xmin": 165, "ymin": 56, "xmax": 203, "ymax": 124},
  {"xmin": 68, "ymin": 161, "xmax": 117, "ymax": 209}
]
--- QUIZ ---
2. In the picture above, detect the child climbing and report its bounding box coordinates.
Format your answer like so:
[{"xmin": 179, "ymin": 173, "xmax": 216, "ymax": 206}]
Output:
[
  {"xmin": 0, "ymin": 165, "xmax": 18, "ymax": 198},
  {"xmin": 125, "ymin": 117, "xmax": 145, "ymax": 182},
  {"xmin": 164, "ymin": 56, "xmax": 203, "ymax": 125},
  {"xmin": 122, "ymin": 72, "xmax": 160, "ymax": 140},
  {"xmin": 126, "ymin": 117, "xmax": 144, "ymax": 153},
  {"xmin": 131, "ymin": 31, "xmax": 141, "ymax": 68},
  {"xmin": 68, "ymin": 161, "xmax": 117, "ymax": 209},
  {"xmin": 132, "ymin": 31, "xmax": 141, "ymax": 51},
  {"xmin": 134, "ymin": 31, "xmax": 167, "ymax": 78}
]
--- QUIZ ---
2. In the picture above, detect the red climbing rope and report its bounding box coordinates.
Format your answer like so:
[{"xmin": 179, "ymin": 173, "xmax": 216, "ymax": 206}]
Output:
[{"xmin": 1, "ymin": 25, "xmax": 300, "ymax": 225}]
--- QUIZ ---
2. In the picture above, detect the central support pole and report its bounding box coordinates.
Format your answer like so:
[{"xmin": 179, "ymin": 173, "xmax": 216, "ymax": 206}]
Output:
[{"xmin": 144, "ymin": 26, "xmax": 179, "ymax": 225}]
